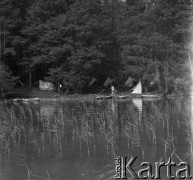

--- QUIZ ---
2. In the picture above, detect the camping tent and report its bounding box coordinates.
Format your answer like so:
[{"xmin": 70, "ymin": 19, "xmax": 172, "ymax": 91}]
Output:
[
  {"xmin": 104, "ymin": 77, "xmax": 113, "ymax": 87},
  {"xmin": 89, "ymin": 77, "xmax": 98, "ymax": 86},
  {"xmin": 124, "ymin": 77, "xmax": 134, "ymax": 87},
  {"xmin": 132, "ymin": 80, "xmax": 142, "ymax": 94},
  {"xmin": 39, "ymin": 80, "xmax": 54, "ymax": 91}
]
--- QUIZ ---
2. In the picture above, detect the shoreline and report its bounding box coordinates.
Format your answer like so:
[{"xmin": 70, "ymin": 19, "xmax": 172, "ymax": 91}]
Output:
[{"xmin": 1, "ymin": 87, "xmax": 191, "ymax": 101}]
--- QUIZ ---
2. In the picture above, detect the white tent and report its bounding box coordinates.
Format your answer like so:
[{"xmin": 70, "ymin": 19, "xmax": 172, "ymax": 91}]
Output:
[
  {"xmin": 132, "ymin": 80, "xmax": 142, "ymax": 94},
  {"xmin": 39, "ymin": 80, "xmax": 54, "ymax": 91}
]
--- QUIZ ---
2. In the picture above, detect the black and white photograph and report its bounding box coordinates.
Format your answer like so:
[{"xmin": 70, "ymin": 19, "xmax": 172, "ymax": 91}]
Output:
[{"xmin": 0, "ymin": 0, "xmax": 193, "ymax": 179}]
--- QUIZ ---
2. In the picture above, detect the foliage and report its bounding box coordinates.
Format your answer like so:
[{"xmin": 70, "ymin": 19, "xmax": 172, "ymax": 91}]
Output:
[
  {"xmin": 0, "ymin": 0, "xmax": 192, "ymax": 93},
  {"xmin": 120, "ymin": 0, "xmax": 193, "ymax": 92},
  {"xmin": 0, "ymin": 64, "xmax": 16, "ymax": 97}
]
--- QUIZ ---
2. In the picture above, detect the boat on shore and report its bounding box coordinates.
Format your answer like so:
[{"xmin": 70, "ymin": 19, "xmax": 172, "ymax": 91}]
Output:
[
  {"xmin": 96, "ymin": 93, "xmax": 161, "ymax": 100},
  {"xmin": 96, "ymin": 95, "xmax": 112, "ymax": 100},
  {"xmin": 13, "ymin": 97, "xmax": 40, "ymax": 104}
]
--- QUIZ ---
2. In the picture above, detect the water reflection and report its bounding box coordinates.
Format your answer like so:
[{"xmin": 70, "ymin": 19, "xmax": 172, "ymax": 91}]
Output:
[{"xmin": 0, "ymin": 97, "xmax": 192, "ymax": 179}]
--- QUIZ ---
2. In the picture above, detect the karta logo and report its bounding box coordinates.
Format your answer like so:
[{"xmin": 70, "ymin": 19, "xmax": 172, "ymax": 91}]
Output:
[{"xmin": 114, "ymin": 156, "xmax": 192, "ymax": 179}]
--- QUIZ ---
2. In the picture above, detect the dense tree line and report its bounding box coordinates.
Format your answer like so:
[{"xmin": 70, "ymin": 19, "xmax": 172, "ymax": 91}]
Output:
[{"xmin": 0, "ymin": 0, "xmax": 193, "ymax": 95}]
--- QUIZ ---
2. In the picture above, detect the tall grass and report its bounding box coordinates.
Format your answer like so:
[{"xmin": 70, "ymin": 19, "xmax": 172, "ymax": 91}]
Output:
[{"xmin": 0, "ymin": 97, "xmax": 192, "ymax": 179}]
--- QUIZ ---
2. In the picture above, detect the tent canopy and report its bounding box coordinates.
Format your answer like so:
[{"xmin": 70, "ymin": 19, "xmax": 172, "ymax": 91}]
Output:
[
  {"xmin": 89, "ymin": 77, "xmax": 98, "ymax": 86},
  {"xmin": 104, "ymin": 77, "xmax": 113, "ymax": 87},
  {"xmin": 39, "ymin": 80, "xmax": 54, "ymax": 91},
  {"xmin": 132, "ymin": 80, "xmax": 142, "ymax": 94},
  {"xmin": 124, "ymin": 77, "xmax": 134, "ymax": 87}
]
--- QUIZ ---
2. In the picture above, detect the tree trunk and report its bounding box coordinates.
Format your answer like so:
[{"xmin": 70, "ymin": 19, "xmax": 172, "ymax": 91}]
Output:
[
  {"xmin": 29, "ymin": 65, "xmax": 32, "ymax": 87},
  {"xmin": 155, "ymin": 57, "xmax": 161, "ymax": 91},
  {"xmin": 3, "ymin": 25, "xmax": 5, "ymax": 63},
  {"xmin": 0, "ymin": 25, "xmax": 1, "ymax": 70}
]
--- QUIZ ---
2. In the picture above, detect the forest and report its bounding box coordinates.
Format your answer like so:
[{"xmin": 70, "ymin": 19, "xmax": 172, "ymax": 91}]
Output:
[{"xmin": 0, "ymin": 0, "xmax": 193, "ymax": 96}]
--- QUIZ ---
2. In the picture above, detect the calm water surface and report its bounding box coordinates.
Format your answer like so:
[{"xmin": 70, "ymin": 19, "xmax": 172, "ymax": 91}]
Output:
[{"xmin": 0, "ymin": 97, "xmax": 192, "ymax": 180}]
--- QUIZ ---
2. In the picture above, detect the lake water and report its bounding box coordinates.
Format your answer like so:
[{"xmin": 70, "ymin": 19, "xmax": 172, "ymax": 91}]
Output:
[{"xmin": 0, "ymin": 97, "xmax": 192, "ymax": 180}]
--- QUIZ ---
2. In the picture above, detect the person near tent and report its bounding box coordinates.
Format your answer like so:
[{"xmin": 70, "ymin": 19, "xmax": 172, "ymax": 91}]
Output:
[
  {"xmin": 58, "ymin": 82, "xmax": 63, "ymax": 93},
  {"xmin": 110, "ymin": 83, "xmax": 117, "ymax": 96}
]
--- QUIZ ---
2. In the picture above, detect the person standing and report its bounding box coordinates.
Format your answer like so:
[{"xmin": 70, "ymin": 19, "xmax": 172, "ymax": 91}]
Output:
[{"xmin": 111, "ymin": 84, "xmax": 117, "ymax": 96}]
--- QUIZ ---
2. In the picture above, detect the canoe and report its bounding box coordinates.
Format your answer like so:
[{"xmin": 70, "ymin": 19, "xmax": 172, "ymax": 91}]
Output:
[
  {"xmin": 32, "ymin": 97, "xmax": 40, "ymax": 101},
  {"xmin": 96, "ymin": 94, "xmax": 161, "ymax": 100},
  {"xmin": 141, "ymin": 94, "xmax": 160, "ymax": 98},
  {"xmin": 96, "ymin": 95, "xmax": 112, "ymax": 100},
  {"xmin": 13, "ymin": 98, "xmax": 21, "ymax": 103},
  {"xmin": 118, "ymin": 95, "xmax": 129, "ymax": 99},
  {"xmin": 21, "ymin": 98, "xmax": 40, "ymax": 103}
]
